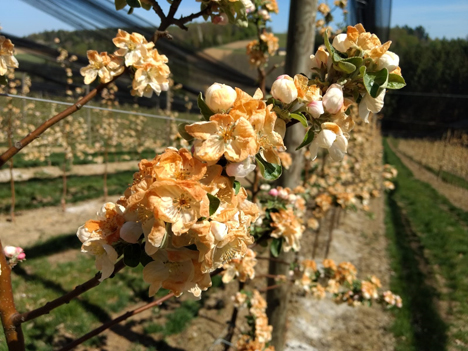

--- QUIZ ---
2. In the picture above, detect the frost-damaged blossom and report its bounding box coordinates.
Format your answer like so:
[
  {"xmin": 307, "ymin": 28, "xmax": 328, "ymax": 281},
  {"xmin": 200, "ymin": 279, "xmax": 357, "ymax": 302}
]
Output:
[
  {"xmin": 76, "ymin": 202, "xmax": 124, "ymax": 281},
  {"xmin": 112, "ymin": 29, "xmax": 155, "ymax": 67},
  {"xmin": 0, "ymin": 36, "xmax": 19, "ymax": 76},
  {"xmin": 80, "ymin": 51, "xmax": 124, "ymax": 84},
  {"xmin": 131, "ymin": 48, "xmax": 170, "ymax": 98},
  {"xmin": 222, "ymin": 248, "xmax": 257, "ymax": 283}
]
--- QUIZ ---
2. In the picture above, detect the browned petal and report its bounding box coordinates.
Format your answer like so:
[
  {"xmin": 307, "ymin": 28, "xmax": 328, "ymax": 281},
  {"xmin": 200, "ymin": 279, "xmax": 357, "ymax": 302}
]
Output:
[
  {"xmin": 369, "ymin": 40, "xmax": 392, "ymax": 59},
  {"xmin": 185, "ymin": 121, "xmax": 218, "ymax": 140},
  {"xmin": 347, "ymin": 25, "xmax": 360, "ymax": 42}
]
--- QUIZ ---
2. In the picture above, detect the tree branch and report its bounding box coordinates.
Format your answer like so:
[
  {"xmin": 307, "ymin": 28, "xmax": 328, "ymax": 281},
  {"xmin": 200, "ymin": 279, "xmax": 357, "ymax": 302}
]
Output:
[
  {"xmin": 0, "ymin": 240, "xmax": 24, "ymax": 351},
  {"xmin": 58, "ymin": 292, "xmax": 176, "ymax": 351},
  {"xmin": 0, "ymin": 75, "xmax": 121, "ymax": 169},
  {"xmin": 12, "ymin": 259, "xmax": 126, "ymax": 325},
  {"xmin": 223, "ymin": 281, "xmax": 244, "ymax": 351}
]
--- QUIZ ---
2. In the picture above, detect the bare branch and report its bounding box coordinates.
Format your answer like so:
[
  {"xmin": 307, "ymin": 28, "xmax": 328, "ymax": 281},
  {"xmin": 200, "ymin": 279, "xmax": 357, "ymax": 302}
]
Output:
[
  {"xmin": 12, "ymin": 259, "xmax": 126, "ymax": 325},
  {"xmin": 0, "ymin": 240, "xmax": 25, "ymax": 350}
]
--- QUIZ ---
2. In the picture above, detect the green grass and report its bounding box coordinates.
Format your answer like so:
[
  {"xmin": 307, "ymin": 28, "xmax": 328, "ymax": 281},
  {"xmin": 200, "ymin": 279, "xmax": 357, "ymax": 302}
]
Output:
[
  {"xmin": 383, "ymin": 138, "xmax": 468, "ymax": 350},
  {"xmin": 0, "ymin": 170, "xmax": 135, "ymax": 213}
]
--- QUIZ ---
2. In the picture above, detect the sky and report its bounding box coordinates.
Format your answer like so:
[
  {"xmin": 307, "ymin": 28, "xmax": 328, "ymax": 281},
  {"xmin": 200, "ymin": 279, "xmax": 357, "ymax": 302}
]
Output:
[{"xmin": 1, "ymin": 0, "xmax": 467, "ymax": 39}]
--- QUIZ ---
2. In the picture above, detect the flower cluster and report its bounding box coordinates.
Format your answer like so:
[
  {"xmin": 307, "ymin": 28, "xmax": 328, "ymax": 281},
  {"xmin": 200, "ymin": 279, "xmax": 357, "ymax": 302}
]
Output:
[
  {"xmin": 269, "ymin": 24, "xmax": 405, "ymax": 162},
  {"xmin": 222, "ymin": 248, "xmax": 257, "ymax": 283},
  {"xmin": 3, "ymin": 246, "xmax": 26, "ymax": 267},
  {"xmin": 80, "ymin": 29, "xmax": 170, "ymax": 98},
  {"xmin": 246, "ymin": 32, "xmax": 279, "ymax": 67},
  {"xmin": 0, "ymin": 36, "xmax": 18, "ymax": 78},
  {"xmin": 236, "ymin": 290, "xmax": 274, "ymax": 351},
  {"xmin": 185, "ymin": 83, "xmax": 286, "ymax": 171},
  {"xmin": 197, "ymin": 0, "xmax": 254, "ymax": 27},
  {"xmin": 77, "ymin": 145, "xmax": 260, "ymax": 297},
  {"xmin": 294, "ymin": 259, "xmax": 402, "ymax": 308},
  {"xmin": 315, "ymin": 1, "xmax": 348, "ymax": 35}
]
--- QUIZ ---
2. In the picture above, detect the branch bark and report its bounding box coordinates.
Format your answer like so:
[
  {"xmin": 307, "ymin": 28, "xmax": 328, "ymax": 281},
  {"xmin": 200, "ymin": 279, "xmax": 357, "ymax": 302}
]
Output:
[{"xmin": 0, "ymin": 240, "xmax": 24, "ymax": 351}]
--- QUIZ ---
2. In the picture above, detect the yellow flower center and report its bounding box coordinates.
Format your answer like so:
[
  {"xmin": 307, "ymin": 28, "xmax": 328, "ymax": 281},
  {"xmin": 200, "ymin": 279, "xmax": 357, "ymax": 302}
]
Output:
[{"xmin": 175, "ymin": 194, "xmax": 192, "ymax": 210}]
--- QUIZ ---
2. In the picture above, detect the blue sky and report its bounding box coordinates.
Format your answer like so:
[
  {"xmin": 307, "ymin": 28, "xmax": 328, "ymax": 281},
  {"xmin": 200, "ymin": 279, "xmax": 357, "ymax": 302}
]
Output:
[{"xmin": 1, "ymin": 0, "xmax": 467, "ymax": 39}]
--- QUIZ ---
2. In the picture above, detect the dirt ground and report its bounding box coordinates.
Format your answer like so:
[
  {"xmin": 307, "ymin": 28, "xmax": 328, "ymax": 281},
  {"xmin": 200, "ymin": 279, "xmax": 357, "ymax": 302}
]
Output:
[{"xmin": 388, "ymin": 141, "xmax": 468, "ymax": 212}]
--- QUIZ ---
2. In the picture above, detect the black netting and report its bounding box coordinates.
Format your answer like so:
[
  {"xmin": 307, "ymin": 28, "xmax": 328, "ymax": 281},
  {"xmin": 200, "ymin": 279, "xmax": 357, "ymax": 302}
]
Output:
[{"xmin": 347, "ymin": 0, "xmax": 392, "ymax": 42}]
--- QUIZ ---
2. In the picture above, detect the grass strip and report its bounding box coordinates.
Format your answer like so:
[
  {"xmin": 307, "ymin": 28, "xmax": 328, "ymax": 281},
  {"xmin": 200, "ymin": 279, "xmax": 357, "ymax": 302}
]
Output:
[{"xmin": 384, "ymin": 138, "xmax": 468, "ymax": 349}]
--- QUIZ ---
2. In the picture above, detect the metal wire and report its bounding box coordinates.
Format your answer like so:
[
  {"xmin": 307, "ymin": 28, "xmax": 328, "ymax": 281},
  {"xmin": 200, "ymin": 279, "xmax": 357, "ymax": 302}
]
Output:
[{"xmin": 0, "ymin": 93, "xmax": 196, "ymax": 123}]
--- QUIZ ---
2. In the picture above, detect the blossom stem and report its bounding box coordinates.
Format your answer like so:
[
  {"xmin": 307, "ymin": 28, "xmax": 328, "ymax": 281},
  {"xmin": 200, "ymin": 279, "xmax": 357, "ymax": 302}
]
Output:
[
  {"xmin": 0, "ymin": 75, "xmax": 121, "ymax": 169},
  {"xmin": 12, "ymin": 259, "xmax": 126, "ymax": 325},
  {"xmin": 0, "ymin": 240, "xmax": 25, "ymax": 351},
  {"xmin": 58, "ymin": 292, "xmax": 176, "ymax": 351}
]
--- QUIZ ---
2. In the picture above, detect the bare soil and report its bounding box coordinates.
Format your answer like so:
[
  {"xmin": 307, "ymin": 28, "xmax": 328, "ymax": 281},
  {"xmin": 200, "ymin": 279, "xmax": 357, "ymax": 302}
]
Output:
[{"xmin": 388, "ymin": 141, "xmax": 468, "ymax": 212}]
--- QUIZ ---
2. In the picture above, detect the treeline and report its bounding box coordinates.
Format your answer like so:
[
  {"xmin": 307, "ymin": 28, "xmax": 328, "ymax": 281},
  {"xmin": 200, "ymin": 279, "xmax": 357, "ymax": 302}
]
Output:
[
  {"xmin": 383, "ymin": 26, "xmax": 468, "ymax": 134},
  {"xmin": 26, "ymin": 22, "xmax": 257, "ymax": 56}
]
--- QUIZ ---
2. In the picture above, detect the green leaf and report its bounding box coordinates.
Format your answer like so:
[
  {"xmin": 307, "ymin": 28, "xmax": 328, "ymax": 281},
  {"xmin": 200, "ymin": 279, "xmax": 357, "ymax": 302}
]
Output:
[
  {"xmin": 233, "ymin": 180, "xmax": 241, "ymax": 195},
  {"xmin": 115, "ymin": 0, "xmax": 127, "ymax": 10},
  {"xmin": 141, "ymin": 1, "xmax": 152, "ymax": 10},
  {"xmin": 387, "ymin": 74, "xmax": 406, "ymax": 90},
  {"xmin": 197, "ymin": 93, "xmax": 214, "ymax": 121},
  {"xmin": 256, "ymin": 154, "xmax": 282, "ymax": 181},
  {"xmin": 363, "ymin": 68, "xmax": 389, "ymax": 98},
  {"xmin": 124, "ymin": 244, "xmax": 141, "ymax": 267},
  {"xmin": 296, "ymin": 128, "xmax": 315, "ymax": 150},
  {"xmin": 341, "ymin": 56, "xmax": 363, "ymax": 67},
  {"xmin": 336, "ymin": 61, "xmax": 356, "ymax": 74},
  {"xmin": 207, "ymin": 193, "xmax": 221, "ymax": 216},
  {"xmin": 358, "ymin": 65, "xmax": 366, "ymax": 78},
  {"xmin": 270, "ymin": 238, "xmax": 283, "ymax": 257},
  {"xmin": 290, "ymin": 113, "xmax": 308, "ymax": 127},
  {"xmin": 140, "ymin": 251, "xmax": 153, "ymax": 267},
  {"xmin": 0, "ymin": 76, "xmax": 7, "ymax": 86},
  {"xmin": 126, "ymin": 0, "xmax": 142, "ymax": 8},
  {"xmin": 323, "ymin": 29, "xmax": 336, "ymax": 56},
  {"xmin": 177, "ymin": 122, "xmax": 194, "ymax": 141}
]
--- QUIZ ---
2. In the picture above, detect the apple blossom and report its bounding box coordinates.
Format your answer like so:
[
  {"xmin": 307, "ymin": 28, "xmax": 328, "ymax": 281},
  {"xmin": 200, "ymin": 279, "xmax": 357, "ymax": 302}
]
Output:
[
  {"xmin": 205, "ymin": 83, "xmax": 237, "ymax": 112},
  {"xmin": 322, "ymin": 84, "xmax": 344, "ymax": 114},
  {"xmin": 271, "ymin": 75, "xmax": 298, "ymax": 104}
]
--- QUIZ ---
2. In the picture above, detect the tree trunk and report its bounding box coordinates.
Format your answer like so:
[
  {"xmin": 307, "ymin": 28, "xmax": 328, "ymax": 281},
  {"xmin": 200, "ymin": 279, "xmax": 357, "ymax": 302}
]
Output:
[{"xmin": 266, "ymin": 1, "xmax": 318, "ymax": 350}]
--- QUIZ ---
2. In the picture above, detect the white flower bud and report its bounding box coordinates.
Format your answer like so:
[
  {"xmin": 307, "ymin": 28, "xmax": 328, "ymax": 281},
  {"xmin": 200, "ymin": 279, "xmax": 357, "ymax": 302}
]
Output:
[
  {"xmin": 288, "ymin": 194, "xmax": 297, "ymax": 202},
  {"xmin": 3, "ymin": 246, "xmax": 17, "ymax": 258},
  {"xmin": 205, "ymin": 83, "xmax": 237, "ymax": 112},
  {"xmin": 376, "ymin": 51, "xmax": 399, "ymax": 72},
  {"xmin": 260, "ymin": 184, "xmax": 271, "ymax": 191},
  {"xmin": 226, "ymin": 158, "xmax": 256, "ymax": 178},
  {"xmin": 278, "ymin": 189, "xmax": 289, "ymax": 200},
  {"xmin": 359, "ymin": 89, "xmax": 386, "ymax": 123},
  {"xmin": 120, "ymin": 221, "xmax": 143, "ymax": 243},
  {"xmin": 211, "ymin": 221, "xmax": 228, "ymax": 241},
  {"xmin": 322, "ymin": 84, "xmax": 343, "ymax": 114},
  {"xmin": 307, "ymin": 100, "xmax": 324, "ymax": 118},
  {"xmin": 240, "ymin": 0, "xmax": 255, "ymax": 11},
  {"xmin": 332, "ymin": 33, "xmax": 352, "ymax": 53},
  {"xmin": 258, "ymin": 9, "xmax": 270, "ymax": 20},
  {"xmin": 309, "ymin": 47, "xmax": 329, "ymax": 70},
  {"xmin": 271, "ymin": 75, "xmax": 298, "ymax": 104}
]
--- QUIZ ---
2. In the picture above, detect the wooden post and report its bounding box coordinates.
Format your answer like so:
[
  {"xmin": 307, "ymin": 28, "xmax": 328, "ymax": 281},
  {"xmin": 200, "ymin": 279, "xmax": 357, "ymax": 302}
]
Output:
[{"xmin": 266, "ymin": 1, "xmax": 318, "ymax": 350}]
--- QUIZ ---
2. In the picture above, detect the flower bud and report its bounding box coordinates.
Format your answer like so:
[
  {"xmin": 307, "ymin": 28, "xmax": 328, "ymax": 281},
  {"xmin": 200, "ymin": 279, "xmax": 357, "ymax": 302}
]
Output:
[
  {"xmin": 288, "ymin": 194, "xmax": 297, "ymax": 202},
  {"xmin": 332, "ymin": 33, "xmax": 352, "ymax": 53},
  {"xmin": 211, "ymin": 221, "xmax": 228, "ymax": 241},
  {"xmin": 258, "ymin": 9, "xmax": 270, "ymax": 20},
  {"xmin": 3, "ymin": 246, "xmax": 17, "ymax": 258},
  {"xmin": 307, "ymin": 101, "xmax": 324, "ymax": 118},
  {"xmin": 309, "ymin": 47, "xmax": 329, "ymax": 70},
  {"xmin": 212, "ymin": 13, "xmax": 229, "ymax": 25},
  {"xmin": 17, "ymin": 252, "xmax": 26, "ymax": 261},
  {"xmin": 376, "ymin": 51, "xmax": 399, "ymax": 72},
  {"xmin": 271, "ymin": 75, "xmax": 298, "ymax": 104},
  {"xmin": 226, "ymin": 158, "xmax": 256, "ymax": 178},
  {"xmin": 278, "ymin": 189, "xmax": 289, "ymax": 199},
  {"xmin": 322, "ymin": 84, "xmax": 343, "ymax": 114},
  {"xmin": 120, "ymin": 221, "xmax": 143, "ymax": 243},
  {"xmin": 260, "ymin": 184, "xmax": 271, "ymax": 191},
  {"xmin": 269, "ymin": 188, "xmax": 279, "ymax": 197},
  {"xmin": 205, "ymin": 83, "xmax": 237, "ymax": 112}
]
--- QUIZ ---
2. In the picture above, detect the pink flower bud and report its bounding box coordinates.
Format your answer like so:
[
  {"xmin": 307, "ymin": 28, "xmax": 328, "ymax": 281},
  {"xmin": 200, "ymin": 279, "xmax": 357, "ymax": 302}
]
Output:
[
  {"xmin": 307, "ymin": 101, "xmax": 324, "ymax": 118},
  {"xmin": 212, "ymin": 13, "xmax": 229, "ymax": 25},
  {"xmin": 3, "ymin": 246, "xmax": 16, "ymax": 258},
  {"xmin": 17, "ymin": 252, "xmax": 26, "ymax": 261},
  {"xmin": 322, "ymin": 84, "xmax": 343, "ymax": 114},
  {"xmin": 15, "ymin": 247, "xmax": 24, "ymax": 254},
  {"xmin": 269, "ymin": 189, "xmax": 279, "ymax": 197},
  {"xmin": 271, "ymin": 75, "xmax": 298, "ymax": 104},
  {"xmin": 226, "ymin": 159, "xmax": 256, "ymax": 178}
]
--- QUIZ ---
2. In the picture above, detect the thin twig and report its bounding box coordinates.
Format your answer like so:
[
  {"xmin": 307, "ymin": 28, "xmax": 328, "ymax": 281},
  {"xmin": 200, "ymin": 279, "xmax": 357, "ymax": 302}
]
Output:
[
  {"xmin": 58, "ymin": 292, "xmax": 176, "ymax": 351},
  {"xmin": 223, "ymin": 281, "xmax": 244, "ymax": 350},
  {"xmin": 13, "ymin": 259, "xmax": 126, "ymax": 325},
  {"xmin": 0, "ymin": 240, "xmax": 24, "ymax": 350}
]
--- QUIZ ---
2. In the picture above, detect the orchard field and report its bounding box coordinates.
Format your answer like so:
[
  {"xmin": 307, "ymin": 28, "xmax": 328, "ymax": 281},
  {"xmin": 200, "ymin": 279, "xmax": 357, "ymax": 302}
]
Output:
[{"xmin": 1, "ymin": 1, "xmax": 467, "ymax": 351}]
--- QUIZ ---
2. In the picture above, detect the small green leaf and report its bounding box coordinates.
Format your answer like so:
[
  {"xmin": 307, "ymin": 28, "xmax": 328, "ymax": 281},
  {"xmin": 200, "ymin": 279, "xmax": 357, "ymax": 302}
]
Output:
[
  {"xmin": 256, "ymin": 154, "xmax": 282, "ymax": 181},
  {"xmin": 387, "ymin": 74, "xmax": 406, "ymax": 90},
  {"xmin": 124, "ymin": 244, "xmax": 141, "ymax": 267},
  {"xmin": 177, "ymin": 122, "xmax": 194, "ymax": 141},
  {"xmin": 363, "ymin": 68, "xmax": 389, "ymax": 98},
  {"xmin": 115, "ymin": 0, "xmax": 127, "ymax": 10},
  {"xmin": 296, "ymin": 128, "xmax": 315, "ymax": 150},
  {"xmin": 207, "ymin": 193, "xmax": 221, "ymax": 216},
  {"xmin": 342, "ymin": 56, "xmax": 363, "ymax": 67},
  {"xmin": 358, "ymin": 65, "xmax": 366, "ymax": 78},
  {"xmin": 323, "ymin": 29, "xmax": 336, "ymax": 56},
  {"xmin": 336, "ymin": 61, "xmax": 356, "ymax": 74},
  {"xmin": 126, "ymin": 0, "xmax": 142, "ymax": 8},
  {"xmin": 127, "ymin": 7, "xmax": 134, "ymax": 14},
  {"xmin": 270, "ymin": 238, "xmax": 283, "ymax": 257},
  {"xmin": 141, "ymin": 1, "xmax": 152, "ymax": 10},
  {"xmin": 197, "ymin": 93, "xmax": 214, "ymax": 121},
  {"xmin": 233, "ymin": 180, "xmax": 241, "ymax": 195},
  {"xmin": 290, "ymin": 113, "xmax": 308, "ymax": 127}
]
